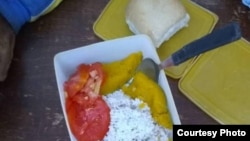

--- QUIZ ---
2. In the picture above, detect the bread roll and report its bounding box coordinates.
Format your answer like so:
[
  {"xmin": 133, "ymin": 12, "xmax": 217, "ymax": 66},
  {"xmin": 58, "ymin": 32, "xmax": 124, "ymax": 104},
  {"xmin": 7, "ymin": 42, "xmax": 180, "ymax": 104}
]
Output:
[{"xmin": 125, "ymin": 0, "xmax": 190, "ymax": 48}]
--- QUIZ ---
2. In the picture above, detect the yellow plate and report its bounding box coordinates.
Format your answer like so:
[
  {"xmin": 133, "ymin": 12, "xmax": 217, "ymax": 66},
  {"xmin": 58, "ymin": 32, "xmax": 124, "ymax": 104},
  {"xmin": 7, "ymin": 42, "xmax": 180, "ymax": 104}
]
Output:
[
  {"xmin": 93, "ymin": 0, "xmax": 218, "ymax": 79},
  {"xmin": 179, "ymin": 38, "xmax": 250, "ymax": 124}
]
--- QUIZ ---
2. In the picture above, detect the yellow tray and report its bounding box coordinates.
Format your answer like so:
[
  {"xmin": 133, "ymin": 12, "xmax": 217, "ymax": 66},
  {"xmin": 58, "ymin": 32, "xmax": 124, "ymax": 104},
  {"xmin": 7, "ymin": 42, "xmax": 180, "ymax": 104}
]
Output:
[
  {"xmin": 93, "ymin": 0, "xmax": 218, "ymax": 79},
  {"xmin": 179, "ymin": 38, "xmax": 250, "ymax": 124}
]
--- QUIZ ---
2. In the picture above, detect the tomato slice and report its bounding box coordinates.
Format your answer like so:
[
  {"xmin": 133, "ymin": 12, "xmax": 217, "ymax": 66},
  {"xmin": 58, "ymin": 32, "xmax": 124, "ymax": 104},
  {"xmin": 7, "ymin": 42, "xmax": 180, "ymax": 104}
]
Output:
[
  {"xmin": 64, "ymin": 62, "xmax": 110, "ymax": 141},
  {"xmin": 81, "ymin": 62, "xmax": 106, "ymax": 98},
  {"xmin": 66, "ymin": 94, "xmax": 110, "ymax": 141},
  {"xmin": 64, "ymin": 62, "xmax": 106, "ymax": 98},
  {"xmin": 64, "ymin": 64, "xmax": 89, "ymax": 98}
]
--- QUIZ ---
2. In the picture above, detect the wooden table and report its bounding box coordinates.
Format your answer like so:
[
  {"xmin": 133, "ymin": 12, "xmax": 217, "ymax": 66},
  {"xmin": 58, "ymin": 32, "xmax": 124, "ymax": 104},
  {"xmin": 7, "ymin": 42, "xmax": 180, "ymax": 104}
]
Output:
[{"xmin": 0, "ymin": 0, "xmax": 249, "ymax": 140}]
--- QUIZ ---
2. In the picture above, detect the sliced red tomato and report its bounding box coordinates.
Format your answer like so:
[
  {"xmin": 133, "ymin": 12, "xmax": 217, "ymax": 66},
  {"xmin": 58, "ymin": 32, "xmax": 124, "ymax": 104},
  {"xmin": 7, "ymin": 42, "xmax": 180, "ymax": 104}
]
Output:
[
  {"xmin": 67, "ymin": 94, "xmax": 110, "ymax": 141},
  {"xmin": 64, "ymin": 62, "xmax": 106, "ymax": 98},
  {"xmin": 64, "ymin": 64, "xmax": 89, "ymax": 98},
  {"xmin": 64, "ymin": 62, "xmax": 110, "ymax": 141},
  {"xmin": 81, "ymin": 62, "xmax": 106, "ymax": 98}
]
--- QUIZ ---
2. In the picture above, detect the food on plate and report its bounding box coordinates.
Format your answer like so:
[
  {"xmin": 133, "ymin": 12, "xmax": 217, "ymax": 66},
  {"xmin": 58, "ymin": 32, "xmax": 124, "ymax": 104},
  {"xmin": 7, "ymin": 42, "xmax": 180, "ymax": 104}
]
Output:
[
  {"xmin": 64, "ymin": 62, "xmax": 110, "ymax": 141},
  {"xmin": 125, "ymin": 0, "xmax": 190, "ymax": 47},
  {"xmin": 103, "ymin": 90, "xmax": 171, "ymax": 141},
  {"xmin": 64, "ymin": 52, "xmax": 172, "ymax": 141},
  {"xmin": 122, "ymin": 71, "xmax": 173, "ymax": 129},
  {"xmin": 100, "ymin": 51, "xmax": 142, "ymax": 95}
]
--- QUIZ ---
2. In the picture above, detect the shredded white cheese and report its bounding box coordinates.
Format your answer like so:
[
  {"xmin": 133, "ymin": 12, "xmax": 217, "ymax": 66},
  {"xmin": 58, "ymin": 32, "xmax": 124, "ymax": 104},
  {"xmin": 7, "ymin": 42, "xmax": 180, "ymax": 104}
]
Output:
[{"xmin": 102, "ymin": 90, "xmax": 171, "ymax": 141}]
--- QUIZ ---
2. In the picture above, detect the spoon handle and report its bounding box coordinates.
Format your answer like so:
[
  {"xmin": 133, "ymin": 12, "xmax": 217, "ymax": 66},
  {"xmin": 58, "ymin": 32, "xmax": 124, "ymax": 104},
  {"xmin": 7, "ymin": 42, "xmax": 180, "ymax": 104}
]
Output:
[{"xmin": 161, "ymin": 22, "xmax": 241, "ymax": 68}]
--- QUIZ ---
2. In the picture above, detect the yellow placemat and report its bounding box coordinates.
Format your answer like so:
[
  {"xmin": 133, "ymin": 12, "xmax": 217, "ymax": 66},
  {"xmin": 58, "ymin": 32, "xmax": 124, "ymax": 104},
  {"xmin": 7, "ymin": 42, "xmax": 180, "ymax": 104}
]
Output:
[
  {"xmin": 179, "ymin": 38, "xmax": 250, "ymax": 124},
  {"xmin": 93, "ymin": 0, "xmax": 218, "ymax": 79}
]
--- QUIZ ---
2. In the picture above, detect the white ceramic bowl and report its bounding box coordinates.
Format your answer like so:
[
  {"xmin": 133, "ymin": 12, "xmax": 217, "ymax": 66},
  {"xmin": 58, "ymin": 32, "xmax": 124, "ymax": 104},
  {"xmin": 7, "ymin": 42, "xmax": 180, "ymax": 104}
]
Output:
[{"xmin": 53, "ymin": 35, "xmax": 181, "ymax": 141}]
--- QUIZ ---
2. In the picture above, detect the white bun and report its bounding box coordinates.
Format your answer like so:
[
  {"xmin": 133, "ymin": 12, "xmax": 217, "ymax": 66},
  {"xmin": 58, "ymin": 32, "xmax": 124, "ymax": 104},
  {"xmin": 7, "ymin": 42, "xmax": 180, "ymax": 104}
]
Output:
[{"xmin": 126, "ymin": 0, "xmax": 190, "ymax": 48}]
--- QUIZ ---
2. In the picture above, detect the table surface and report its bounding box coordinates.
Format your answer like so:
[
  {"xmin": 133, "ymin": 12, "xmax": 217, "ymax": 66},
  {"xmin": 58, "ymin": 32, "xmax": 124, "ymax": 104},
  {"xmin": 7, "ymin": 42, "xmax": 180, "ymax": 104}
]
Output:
[{"xmin": 0, "ymin": 0, "xmax": 249, "ymax": 140}]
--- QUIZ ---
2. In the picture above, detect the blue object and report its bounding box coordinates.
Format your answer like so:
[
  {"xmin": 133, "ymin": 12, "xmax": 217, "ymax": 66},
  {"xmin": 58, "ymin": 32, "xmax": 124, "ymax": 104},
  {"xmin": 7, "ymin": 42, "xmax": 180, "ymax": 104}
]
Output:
[
  {"xmin": 0, "ymin": 0, "xmax": 54, "ymax": 33},
  {"xmin": 242, "ymin": 0, "xmax": 250, "ymax": 8},
  {"xmin": 172, "ymin": 22, "xmax": 241, "ymax": 65}
]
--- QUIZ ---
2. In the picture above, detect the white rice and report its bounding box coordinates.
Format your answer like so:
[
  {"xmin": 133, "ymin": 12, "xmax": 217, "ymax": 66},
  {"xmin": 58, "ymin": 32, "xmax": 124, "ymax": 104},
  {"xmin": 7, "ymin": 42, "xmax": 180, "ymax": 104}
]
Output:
[{"xmin": 102, "ymin": 90, "xmax": 171, "ymax": 141}]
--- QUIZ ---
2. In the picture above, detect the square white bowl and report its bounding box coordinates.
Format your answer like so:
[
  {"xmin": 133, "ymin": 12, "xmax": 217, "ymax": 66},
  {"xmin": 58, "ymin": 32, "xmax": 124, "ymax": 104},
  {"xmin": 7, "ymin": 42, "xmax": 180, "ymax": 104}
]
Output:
[{"xmin": 54, "ymin": 34, "xmax": 180, "ymax": 140}]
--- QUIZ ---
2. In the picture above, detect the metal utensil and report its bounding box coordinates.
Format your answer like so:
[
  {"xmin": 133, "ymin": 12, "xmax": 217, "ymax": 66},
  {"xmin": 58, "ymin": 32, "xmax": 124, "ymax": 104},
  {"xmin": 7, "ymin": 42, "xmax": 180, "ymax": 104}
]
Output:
[{"xmin": 137, "ymin": 22, "xmax": 242, "ymax": 82}]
